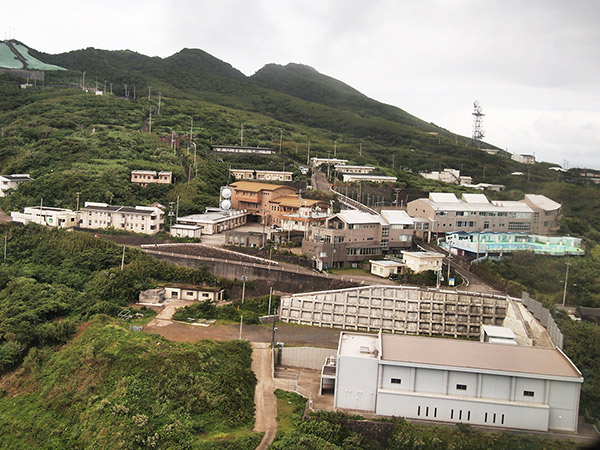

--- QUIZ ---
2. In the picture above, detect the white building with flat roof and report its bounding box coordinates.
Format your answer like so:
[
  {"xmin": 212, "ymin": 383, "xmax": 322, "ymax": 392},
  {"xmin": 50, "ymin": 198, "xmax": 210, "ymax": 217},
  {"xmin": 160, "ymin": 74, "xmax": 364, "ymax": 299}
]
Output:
[
  {"xmin": 332, "ymin": 331, "xmax": 582, "ymax": 432},
  {"xmin": 229, "ymin": 169, "xmax": 293, "ymax": 182},
  {"xmin": 334, "ymin": 165, "xmax": 375, "ymax": 174},
  {"xmin": 175, "ymin": 208, "xmax": 247, "ymax": 235},
  {"xmin": 370, "ymin": 260, "xmax": 403, "ymax": 278},
  {"xmin": 0, "ymin": 174, "xmax": 33, "ymax": 197},
  {"xmin": 342, "ymin": 174, "xmax": 397, "ymax": 183},
  {"xmin": 11, "ymin": 206, "xmax": 78, "ymax": 229},
  {"xmin": 402, "ymin": 251, "xmax": 443, "ymax": 273}
]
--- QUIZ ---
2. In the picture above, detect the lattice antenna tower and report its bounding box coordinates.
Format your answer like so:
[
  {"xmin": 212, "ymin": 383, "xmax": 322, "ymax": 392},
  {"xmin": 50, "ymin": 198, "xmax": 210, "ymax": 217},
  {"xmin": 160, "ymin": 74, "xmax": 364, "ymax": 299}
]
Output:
[{"xmin": 472, "ymin": 100, "xmax": 485, "ymax": 148}]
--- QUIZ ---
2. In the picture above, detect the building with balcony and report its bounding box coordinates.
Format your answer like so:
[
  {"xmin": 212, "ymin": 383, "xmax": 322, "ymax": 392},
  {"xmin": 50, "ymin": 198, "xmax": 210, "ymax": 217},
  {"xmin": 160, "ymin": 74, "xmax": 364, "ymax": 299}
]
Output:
[
  {"xmin": 302, "ymin": 209, "xmax": 414, "ymax": 269},
  {"xmin": 268, "ymin": 195, "xmax": 329, "ymax": 227},
  {"xmin": 130, "ymin": 170, "xmax": 172, "ymax": 186},
  {"xmin": 407, "ymin": 193, "xmax": 561, "ymax": 237},
  {"xmin": 230, "ymin": 181, "xmax": 296, "ymax": 222},
  {"xmin": 331, "ymin": 331, "xmax": 582, "ymax": 432},
  {"xmin": 229, "ymin": 169, "xmax": 293, "ymax": 182},
  {"xmin": 0, "ymin": 174, "xmax": 33, "ymax": 197},
  {"xmin": 79, "ymin": 202, "xmax": 164, "ymax": 235}
]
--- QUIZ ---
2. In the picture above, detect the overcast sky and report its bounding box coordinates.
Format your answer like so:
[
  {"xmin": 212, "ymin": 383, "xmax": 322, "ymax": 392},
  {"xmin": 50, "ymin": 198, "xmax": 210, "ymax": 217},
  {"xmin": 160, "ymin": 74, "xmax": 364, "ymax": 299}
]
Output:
[{"xmin": 3, "ymin": 0, "xmax": 600, "ymax": 168}]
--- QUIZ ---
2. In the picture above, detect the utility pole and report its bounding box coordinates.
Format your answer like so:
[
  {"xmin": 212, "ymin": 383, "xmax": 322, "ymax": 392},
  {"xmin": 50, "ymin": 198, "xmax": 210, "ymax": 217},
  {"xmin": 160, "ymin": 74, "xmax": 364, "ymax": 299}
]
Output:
[
  {"xmin": 110, "ymin": 83, "xmax": 113, "ymax": 94},
  {"xmin": 133, "ymin": 85, "xmax": 136, "ymax": 99},
  {"xmin": 240, "ymin": 123, "xmax": 244, "ymax": 146},
  {"xmin": 268, "ymin": 286, "xmax": 273, "ymax": 315},
  {"xmin": 447, "ymin": 245, "xmax": 452, "ymax": 285},
  {"xmin": 157, "ymin": 92, "xmax": 161, "ymax": 115},
  {"xmin": 148, "ymin": 86, "xmax": 151, "ymax": 101},
  {"xmin": 120, "ymin": 245, "xmax": 126, "ymax": 271},
  {"xmin": 3, "ymin": 235, "xmax": 6, "ymax": 263},
  {"xmin": 148, "ymin": 110, "xmax": 152, "ymax": 133},
  {"xmin": 359, "ymin": 142, "xmax": 362, "ymax": 156},
  {"xmin": 241, "ymin": 275, "xmax": 247, "ymax": 304},
  {"xmin": 104, "ymin": 80, "xmax": 107, "ymax": 94},
  {"xmin": 189, "ymin": 117, "xmax": 193, "ymax": 149},
  {"xmin": 239, "ymin": 315, "xmax": 243, "ymax": 340},
  {"xmin": 124, "ymin": 83, "xmax": 128, "ymax": 97},
  {"xmin": 334, "ymin": 140, "xmax": 337, "ymax": 157},
  {"xmin": 562, "ymin": 262, "xmax": 571, "ymax": 308},
  {"xmin": 82, "ymin": 71, "xmax": 85, "ymax": 90},
  {"xmin": 176, "ymin": 195, "xmax": 180, "ymax": 219},
  {"xmin": 306, "ymin": 140, "xmax": 311, "ymax": 164},
  {"xmin": 279, "ymin": 130, "xmax": 283, "ymax": 154},
  {"xmin": 76, "ymin": 192, "xmax": 81, "ymax": 211}
]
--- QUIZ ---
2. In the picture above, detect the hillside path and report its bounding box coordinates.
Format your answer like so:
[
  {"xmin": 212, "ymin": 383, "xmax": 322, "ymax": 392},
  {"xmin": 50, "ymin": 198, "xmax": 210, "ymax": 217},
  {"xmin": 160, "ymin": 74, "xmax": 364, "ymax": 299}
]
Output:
[{"xmin": 251, "ymin": 342, "xmax": 277, "ymax": 450}]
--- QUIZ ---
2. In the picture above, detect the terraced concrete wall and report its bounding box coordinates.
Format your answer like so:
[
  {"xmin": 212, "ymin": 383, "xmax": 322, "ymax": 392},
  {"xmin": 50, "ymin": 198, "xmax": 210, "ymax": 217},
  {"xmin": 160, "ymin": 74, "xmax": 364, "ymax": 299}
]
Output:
[{"xmin": 280, "ymin": 285, "xmax": 508, "ymax": 339}]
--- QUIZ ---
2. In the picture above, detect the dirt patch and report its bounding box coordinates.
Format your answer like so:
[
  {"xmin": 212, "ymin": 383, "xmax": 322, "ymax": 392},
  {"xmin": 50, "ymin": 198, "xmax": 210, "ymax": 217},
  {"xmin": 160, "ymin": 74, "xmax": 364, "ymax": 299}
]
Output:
[
  {"xmin": 150, "ymin": 244, "xmax": 270, "ymax": 264},
  {"xmin": 144, "ymin": 321, "xmax": 341, "ymax": 348}
]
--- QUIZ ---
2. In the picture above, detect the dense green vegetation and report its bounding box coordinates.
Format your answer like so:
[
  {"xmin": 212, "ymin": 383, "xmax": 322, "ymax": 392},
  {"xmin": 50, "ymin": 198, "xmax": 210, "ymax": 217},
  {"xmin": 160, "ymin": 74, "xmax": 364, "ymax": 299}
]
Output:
[
  {"xmin": 172, "ymin": 294, "xmax": 280, "ymax": 325},
  {"xmin": 0, "ymin": 317, "xmax": 260, "ymax": 449},
  {"xmin": 0, "ymin": 223, "xmax": 220, "ymax": 372},
  {"xmin": 270, "ymin": 392, "xmax": 579, "ymax": 449}
]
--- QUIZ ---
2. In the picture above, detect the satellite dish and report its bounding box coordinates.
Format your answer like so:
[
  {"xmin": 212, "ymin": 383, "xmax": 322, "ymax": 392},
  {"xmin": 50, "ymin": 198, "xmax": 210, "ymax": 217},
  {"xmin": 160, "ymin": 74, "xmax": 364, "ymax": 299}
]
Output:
[
  {"xmin": 474, "ymin": 100, "xmax": 479, "ymax": 107},
  {"xmin": 221, "ymin": 199, "xmax": 231, "ymax": 210},
  {"xmin": 221, "ymin": 187, "xmax": 232, "ymax": 199}
]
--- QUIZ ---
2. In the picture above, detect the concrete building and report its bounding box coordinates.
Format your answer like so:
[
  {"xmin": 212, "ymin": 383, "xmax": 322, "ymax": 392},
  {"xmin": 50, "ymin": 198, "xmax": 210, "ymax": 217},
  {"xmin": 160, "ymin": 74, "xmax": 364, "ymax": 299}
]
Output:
[
  {"xmin": 170, "ymin": 223, "xmax": 202, "ymax": 239},
  {"xmin": 163, "ymin": 284, "xmax": 224, "ymax": 302},
  {"xmin": 370, "ymin": 260, "xmax": 403, "ymax": 278},
  {"xmin": 331, "ymin": 331, "xmax": 582, "ymax": 432},
  {"xmin": 130, "ymin": 170, "xmax": 172, "ymax": 186},
  {"xmin": 512, "ymin": 154, "xmax": 536, "ymax": 164},
  {"xmin": 79, "ymin": 202, "xmax": 164, "ymax": 235},
  {"xmin": 280, "ymin": 207, "xmax": 329, "ymax": 233},
  {"xmin": 211, "ymin": 145, "xmax": 275, "ymax": 155},
  {"xmin": 268, "ymin": 195, "xmax": 329, "ymax": 227},
  {"xmin": 225, "ymin": 230, "xmax": 266, "ymax": 248},
  {"xmin": 0, "ymin": 174, "xmax": 33, "ymax": 197},
  {"xmin": 402, "ymin": 251, "xmax": 444, "ymax": 273},
  {"xmin": 230, "ymin": 181, "xmax": 296, "ymax": 221},
  {"xmin": 229, "ymin": 168, "xmax": 293, "ymax": 182},
  {"xmin": 420, "ymin": 168, "xmax": 472, "ymax": 185},
  {"xmin": 481, "ymin": 325, "xmax": 517, "ymax": 345},
  {"xmin": 302, "ymin": 209, "xmax": 415, "ymax": 269},
  {"xmin": 407, "ymin": 192, "xmax": 561, "ymax": 236},
  {"xmin": 175, "ymin": 208, "xmax": 248, "ymax": 235},
  {"xmin": 342, "ymin": 174, "xmax": 397, "ymax": 183},
  {"xmin": 444, "ymin": 232, "xmax": 584, "ymax": 257},
  {"xmin": 311, "ymin": 157, "xmax": 348, "ymax": 168},
  {"xmin": 11, "ymin": 206, "xmax": 78, "ymax": 229},
  {"xmin": 334, "ymin": 165, "xmax": 375, "ymax": 174}
]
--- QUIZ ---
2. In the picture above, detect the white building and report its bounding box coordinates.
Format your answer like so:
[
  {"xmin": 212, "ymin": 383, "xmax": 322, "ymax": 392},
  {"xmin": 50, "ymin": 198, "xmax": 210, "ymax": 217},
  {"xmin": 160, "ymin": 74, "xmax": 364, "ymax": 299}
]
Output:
[
  {"xmin": 229, "ymin": 169, "xmax": 293, "ymax": 182},
  {"xmin": 332, "ymin": 331, "xmax": 582, "ymax": 432},
  {"xmin": 211, "ymin": 145, "xmax": 275, "ymax": 155},
  {"xmin": 11, "ymin": 206, "xmax": 78, "ymax": 229},
  {"xmin": 342, "ymin": 174, "xmax": 397, "ymax": 183},
  {"xmin": 0, "ymin": 174, "xmax": 33, "ymax": 197},
  {"xmin": 512, "ymin": 154, "xmax": 536, "ymax": 164},
  {"xmin": 369, "ymin": 260, "xmax": 403, "ymax": 278},
  {"xmin": 163, "ymin": 284, "xmax": 224, "ymax": 302},
  {"xmin": 402, "ymin": 251, "xmax": 443, "ymax": 273},
  {"xmin": 311, "ymin": 157, "xmax": 348, "ymax": 168},
  {"xmin": 175, "ymin": 208, "xmax": 247, "ymax": 235},
  {"xmin": 79, "ymin": 202, "xmax": 164, "ymax": 235},
  {"xmin": 334, "ymin": 165, "xmax": 375, "ymax": 174},
  {"xmin": 170, "ymin": 223, "xmax": 202, "ymax": 238}
]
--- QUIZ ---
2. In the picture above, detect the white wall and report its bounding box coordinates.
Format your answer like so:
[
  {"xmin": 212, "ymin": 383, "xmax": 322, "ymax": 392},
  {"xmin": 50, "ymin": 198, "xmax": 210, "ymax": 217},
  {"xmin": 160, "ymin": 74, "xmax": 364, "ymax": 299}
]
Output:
[
  {"xmin": 548, "ymin": 380, "xmax": 580, "ymax": 431},
  {"xmin": 447, "ymin": 371, "xmax": 478, "ymax": 397},
  {"xmin": 414, "ymin": 368, "xmax": 445, "ymax": 394},
  {"xmin": 380, "ymin": 365, "xmax": 412, "ymax": 390},
  {"xmin": 278, "ymin": 347, "xmax": 336, "ymax": 370},
  {"xmin": 335, "ymin": 356, "xmax": 378, "ymax": 412},
  {"xmin": 376, "ymin": 390, "xmax": 550, "ymax": 431},
  {"xmin": 480, "ymin": 374, "xmax": 511, "ymax": 401}
]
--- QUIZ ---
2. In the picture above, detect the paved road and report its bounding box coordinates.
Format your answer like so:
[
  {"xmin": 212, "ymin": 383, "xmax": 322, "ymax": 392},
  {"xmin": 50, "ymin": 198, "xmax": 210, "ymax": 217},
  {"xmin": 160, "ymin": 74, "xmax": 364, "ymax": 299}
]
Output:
[{"xmin": 251, "ymin": 343, "xmax": 277, "ymax": 450}]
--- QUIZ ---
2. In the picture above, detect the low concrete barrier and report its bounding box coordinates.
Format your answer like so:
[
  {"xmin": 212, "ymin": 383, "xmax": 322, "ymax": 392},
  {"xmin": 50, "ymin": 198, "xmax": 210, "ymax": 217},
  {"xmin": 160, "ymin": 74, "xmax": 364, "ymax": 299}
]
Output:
[{"xmin": 276, "ymin": 346, "xmax": 336, "ymax": 370}]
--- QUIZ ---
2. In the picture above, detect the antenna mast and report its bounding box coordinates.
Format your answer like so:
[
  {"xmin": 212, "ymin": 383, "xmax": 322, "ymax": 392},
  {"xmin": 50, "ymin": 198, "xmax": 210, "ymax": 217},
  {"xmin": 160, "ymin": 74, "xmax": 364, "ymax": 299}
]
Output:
[{"xmin": 472, "ymin": 100, "xmax": 485, "ymax": 149}]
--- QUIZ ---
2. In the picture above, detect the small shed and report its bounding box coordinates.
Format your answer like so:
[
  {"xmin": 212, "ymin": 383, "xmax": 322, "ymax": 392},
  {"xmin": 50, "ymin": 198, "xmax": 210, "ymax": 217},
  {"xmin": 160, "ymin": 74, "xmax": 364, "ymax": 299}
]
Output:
[
  {"xmin": 170, "ymin": 223, "xmax": 202, "ymax": 238},
  {"xmin": 370, "ymin": 260, "xmax": 403, "ymax": 278},
  {"xmin": 138, "ymin": 287, "xmax": 166, "ymax": 304}
]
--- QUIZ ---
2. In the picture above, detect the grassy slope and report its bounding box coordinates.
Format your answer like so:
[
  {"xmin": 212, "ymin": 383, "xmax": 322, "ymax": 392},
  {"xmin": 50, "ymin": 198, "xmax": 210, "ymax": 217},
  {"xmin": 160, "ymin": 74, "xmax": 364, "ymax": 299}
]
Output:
[{"xmin": 0, "ymin": 318, "xmax": 260, "ymax": 449}]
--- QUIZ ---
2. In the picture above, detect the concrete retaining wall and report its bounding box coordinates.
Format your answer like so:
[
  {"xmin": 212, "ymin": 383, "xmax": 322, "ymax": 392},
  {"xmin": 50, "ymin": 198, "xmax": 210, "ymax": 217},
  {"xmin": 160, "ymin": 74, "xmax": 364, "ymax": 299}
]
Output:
[
  {"xmin": 276, "ymin": 346, "xmax": 336, "ymax": 370},
  {"xmin": 280, "ymin": 285, "xmax": 508, "ymax": 339}
]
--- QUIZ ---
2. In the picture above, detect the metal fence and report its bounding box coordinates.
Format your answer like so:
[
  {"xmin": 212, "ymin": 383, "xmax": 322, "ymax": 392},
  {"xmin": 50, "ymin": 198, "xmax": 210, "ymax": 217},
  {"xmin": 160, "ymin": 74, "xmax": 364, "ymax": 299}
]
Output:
[{"xmin": 521, "ymin": 292, "xmax": 564, "ymax": 349}]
